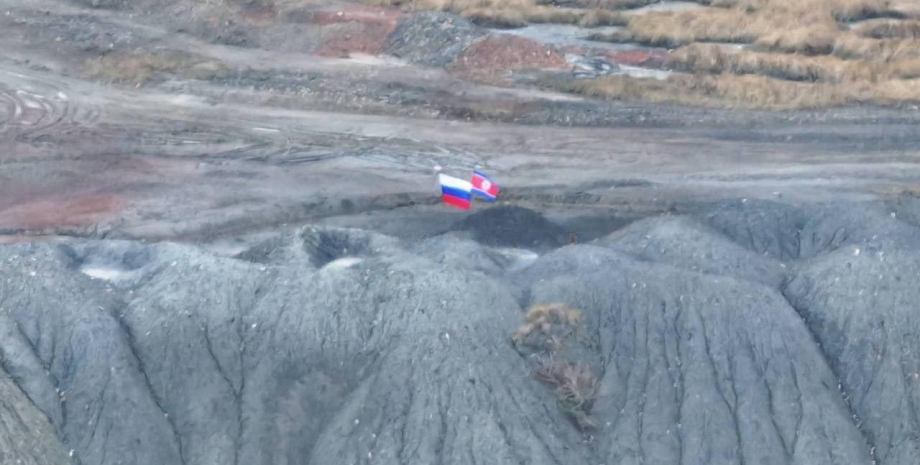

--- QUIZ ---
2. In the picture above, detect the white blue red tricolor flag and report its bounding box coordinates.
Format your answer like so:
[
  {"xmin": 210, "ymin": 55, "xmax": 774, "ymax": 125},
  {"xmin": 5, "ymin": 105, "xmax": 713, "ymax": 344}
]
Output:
[
  {"xmin": 471, "ymin": 170, "xmax": 500, "ymax": 202},
  {"xmin": 439, "ymin": 174, "xmax": 473, "ymax": 209}
]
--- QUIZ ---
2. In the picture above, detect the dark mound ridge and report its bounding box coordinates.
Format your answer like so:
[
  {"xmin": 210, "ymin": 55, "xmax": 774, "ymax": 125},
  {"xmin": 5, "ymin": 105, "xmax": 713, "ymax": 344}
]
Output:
[
  {"xmin": 1, "ymin": 202, "xmax": 919, "ymax": 465},
  {"xmin": 453, "ymin": 205, "xmax": 569, "ymax": 251},
  {"xmin": 384, "ymin": 12, "xmax": 486, "ymax": 67}
]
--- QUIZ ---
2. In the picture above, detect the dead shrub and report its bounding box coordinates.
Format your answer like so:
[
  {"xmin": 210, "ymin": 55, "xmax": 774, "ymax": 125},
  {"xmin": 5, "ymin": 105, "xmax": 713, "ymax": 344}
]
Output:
[
  {"xmin": 511, "ymin": 303, "xmax": 599, "ymax": 428},
  {"xmin": 511, "ymin": 302, "xmax": 583, "ymax": 345},
  {"xmin": 534, "ymin": 354, "xmax": 599, "ymax": 429}
]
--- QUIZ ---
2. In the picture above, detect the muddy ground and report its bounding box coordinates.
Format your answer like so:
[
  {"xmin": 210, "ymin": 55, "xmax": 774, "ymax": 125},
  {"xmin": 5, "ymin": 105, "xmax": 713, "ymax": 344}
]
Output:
[{"xmin": 3, "ymin": 1, "xmax": 920, "ymax": 465}]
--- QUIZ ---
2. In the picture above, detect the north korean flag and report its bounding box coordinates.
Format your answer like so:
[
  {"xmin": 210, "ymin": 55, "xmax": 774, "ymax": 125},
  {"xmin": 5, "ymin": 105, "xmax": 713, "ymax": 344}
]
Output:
[{"xmin": 471, "ymin": 170, "xmax": 500, "ymax": 202}]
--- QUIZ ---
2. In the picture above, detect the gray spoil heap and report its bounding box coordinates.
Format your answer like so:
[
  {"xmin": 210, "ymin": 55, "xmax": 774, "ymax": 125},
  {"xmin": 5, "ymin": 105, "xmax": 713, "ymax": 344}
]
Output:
[{"xmin": 1, "ymin": 201, "xmax": 920, "ymax": 465}]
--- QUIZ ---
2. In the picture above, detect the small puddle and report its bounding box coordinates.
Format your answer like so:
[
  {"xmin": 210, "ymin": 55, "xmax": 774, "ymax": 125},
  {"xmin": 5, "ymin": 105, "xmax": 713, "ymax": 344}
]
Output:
[
  {"xmin": 323, "ymin": 257, "xmax": 364, "ymax": 270},
  {"xmin": 492, "ymin": 23, "xmax": 671, "ymax": 78},
  {"xmin": 616, "ymin": 65, "xmax": 671, "ymax": 79},
  {"xmin": 492, "ymin": 248, "xmax": 540, "ymax": 271},
  {"xmin": 80, "ymin": 265, "xmax": 130, "ymax": 281},
  {"xmin": 493, "ymin": 24, "xmax": 626, "ymax": 51}
]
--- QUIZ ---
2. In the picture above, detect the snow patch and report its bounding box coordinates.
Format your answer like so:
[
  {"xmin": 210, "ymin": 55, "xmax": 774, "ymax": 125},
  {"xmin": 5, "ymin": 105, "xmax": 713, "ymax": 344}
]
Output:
[
  {"xmin": 80, "ymin": 265, "xmax": 129, "ymax": 281},
  {"xmin": 324, "ymin": 257, "xmax": 364, "ymax": 270}
]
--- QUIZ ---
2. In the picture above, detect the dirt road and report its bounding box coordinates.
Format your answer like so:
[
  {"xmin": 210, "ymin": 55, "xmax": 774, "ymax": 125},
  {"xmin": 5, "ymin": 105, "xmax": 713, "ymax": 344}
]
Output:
[{"xmin": 2, "ymin": 0, "xmax": 920, "ymax": 245}]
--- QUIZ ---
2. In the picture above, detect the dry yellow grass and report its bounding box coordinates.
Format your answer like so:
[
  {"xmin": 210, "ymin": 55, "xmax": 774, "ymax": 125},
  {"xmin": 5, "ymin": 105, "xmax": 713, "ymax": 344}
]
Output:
[
  {"xmin": 559, "ymin": 0, "xmax": 658, "ymax": 9},
  {"xmin": 831, "ymin": 34, "xmax": 920, "ymax": 60},
  {"xmin": 367, "ymin": 0, "xmax": 626, "ymax": 26},
  {"xmin": 84, "ymin": 51, "xmax": 229, "ymax": 85},
  {"xmin": 854, "ymin": 19, "xmax": 920, "ymax": 39},
  {"xmin": 620, "ymin": 9, "xmax": 783, "ymax": 46},
  {"xmin": 570, "ymin": 74, "xmax": 848, "ymax": 110},
  {"xmin": 753, "ymin": 25, "xmax": 841, "ymax": 55},
  {"xmin": 366, "ymin": 0, "xmax": 920, "ymax": 109},
  {"xmin": 609, "ymin": 0, "xmax": 907, "ymax": 48},
  {"xmin": 699, "ymin": 0, "xmax": 899, "ymax": 21},
  {"xmin": 575, "ymin": 8, "xmax": 628, "ymax": 26},
  {"xmin": 667, "ymin": 44, "xmax": 868, "ymax": 82},
  {"xmin": 511, "ymin": 303, "xmax": 583, "ymax": 344},
  {"xmin": 569, "ymin": 73, "xmax": 920, "ymax": 109},
  {"xmin": 668, "ymin": 43, "xmax": 920, "ymax": 82}
]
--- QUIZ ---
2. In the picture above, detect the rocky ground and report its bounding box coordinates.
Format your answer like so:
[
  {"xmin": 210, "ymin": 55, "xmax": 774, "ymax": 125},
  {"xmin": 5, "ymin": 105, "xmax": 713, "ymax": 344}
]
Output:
[{"xmin": 3, "ymin": 1, "xmax": 920, "ymax": 464}]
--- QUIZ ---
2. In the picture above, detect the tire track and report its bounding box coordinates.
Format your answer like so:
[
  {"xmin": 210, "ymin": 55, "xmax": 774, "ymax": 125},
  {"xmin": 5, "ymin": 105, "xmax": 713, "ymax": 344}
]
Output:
[{"xmin": 0, "ymin": 74, "xmax": 102, "ymax": 141}]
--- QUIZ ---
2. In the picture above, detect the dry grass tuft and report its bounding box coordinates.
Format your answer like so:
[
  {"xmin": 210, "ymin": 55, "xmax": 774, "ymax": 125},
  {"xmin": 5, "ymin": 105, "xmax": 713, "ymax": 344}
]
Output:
[
  {"xmin": 569, "ymin": 72, "xmax": 920, "ymax": 109},
  {"xmin": 697, "ymin": 0, "xmax": 899, "ymax": 21},
  {"xmin": 511, "ymin": 303, "xmax": 600, "ymax": 429},
  {"xmin": 854, "ymin": 19, "xmax": 920, "ymax": 39},
  {"xmin": 753, "ymin": 25, "xmax": 841, "ymax": 55},
  {"xmin": 615, "ymin": 9, "xmax": 768, "ymax": 47},
  {"xmin": 612, "ymin": 0, "xmax": 902, "ymax": 48},
  {"xmin": 368, "ymin": 0, "xmax": 624, "ymax": 26},
  {"xmin": 577, "ymin": 0, "xmax": 920, "ymax": 108},
  {"xmin": 554, "ymin": 0, "xmax": 659, "ymax": 10},
  {"xmin": 534, "ymin": 354, "xmax": 599, "ymax": 429},
  {"xmin": 84, "ymin": 50, "xmax": 229, "ymax": 85},
  {"xmin": 668, "ymin": 44, "xmax": 870, "ymax": 82},
  {"xmin": 511, "ymin": 302, "xmax": 583, "ymax": 344},
  {"xmin": 670, "ymin": 43, "xmax": 920, "ymax": 83},
  {"xmin": 364, "ymin": 0, "xmax": 920, "ymax": 109},
  {"xmin": 577, "ymin": 8, "xmax": 629, "ymax": 26},
  {"xmin": 570, "ymin": 73, "xmax": 848, "ymax": 109},
  {"xmin": 831, "ymin": 34, "xmax": 920, "ymax": 60}
]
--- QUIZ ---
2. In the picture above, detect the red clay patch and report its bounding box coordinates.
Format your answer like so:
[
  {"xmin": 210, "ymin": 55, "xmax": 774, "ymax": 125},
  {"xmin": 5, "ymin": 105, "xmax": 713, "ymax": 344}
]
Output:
[
  {"xmin": 449, "ymin": 35, "xmax": 570, "ymax": 82},
  {"xmin": 312, "ymin": 6, "xmax": 402, "ymax": 57},
  {"xmin": 0, "ymin": 194, "xmax": 123, "ymax": 232},
  {"xmin": 310, "ymin": 5, "xmax": 403, "ymax": 26},
  {"xmin": 317, "ymin": 22, "xmax": 398, "ymax": 57},
  {"xmin": 605, "ymin": 49, "xmax": 668, "ymax": 67}
]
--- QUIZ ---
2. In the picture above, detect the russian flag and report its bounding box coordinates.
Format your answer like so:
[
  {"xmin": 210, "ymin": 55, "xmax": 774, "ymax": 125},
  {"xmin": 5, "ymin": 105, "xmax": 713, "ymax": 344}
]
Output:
[
  {"xmin": 439, "ymin": 174, "xmax": 473, "ymax": 209},
  {"xmin": 471, "ymin": 170, "xmax": 500, "ymax": 202}
]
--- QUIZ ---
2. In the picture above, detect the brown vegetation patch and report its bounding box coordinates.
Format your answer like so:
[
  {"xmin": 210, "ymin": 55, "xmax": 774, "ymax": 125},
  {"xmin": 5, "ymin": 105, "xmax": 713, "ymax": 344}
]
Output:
[
  {"xmin": 600, "ymin": 0, "xmax": 906, "ymax": 49},
  {"xmin": 854, "ymin": 19, "xmax": 920, "ymax": 39},
  {"xmin": 365, "ymin": 0, "xmax": 625, "ymax": 27},
  {"xmin": 668, "ymin": 43, "xmax": 920, "ymax": 82},
  {"xmin": 512, "ymin": 303, "xmax": 599, "ymax": 429},
  {"xmin": 0, "ymin": 194, "xmax": 123, "ymax": 232},
  {"xmin": 568, "ymin": 73, "xmax": 920, "ymax": 109},
  {"xmin": 534, "ymin": 354, "xmax": 599, "ymax": 429},
  {"xmin": 511, "ymin": 302, "xmax": 583, "ymax": 346},
  {"xmin": 84, "ymin": 50, "xmax": 229, "ymax": 86}
]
